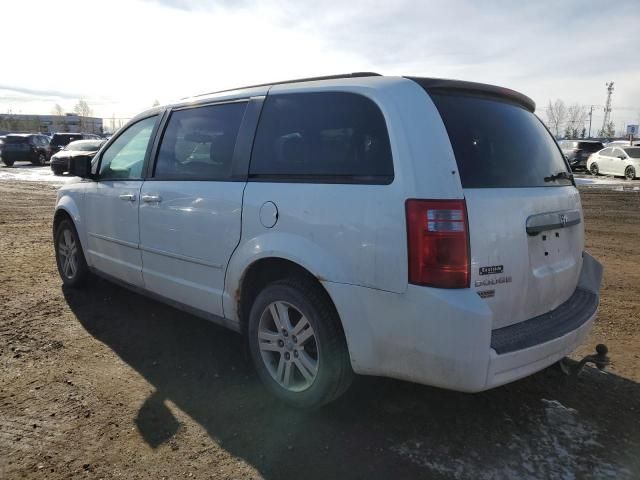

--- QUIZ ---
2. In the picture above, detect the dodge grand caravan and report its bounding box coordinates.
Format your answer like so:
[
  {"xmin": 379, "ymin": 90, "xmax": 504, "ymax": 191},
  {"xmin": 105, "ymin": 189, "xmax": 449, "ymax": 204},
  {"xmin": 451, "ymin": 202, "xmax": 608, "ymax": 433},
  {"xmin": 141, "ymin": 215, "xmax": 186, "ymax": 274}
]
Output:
[{"xmin": 53, "ymin": 73, "xmax": 603, "ymax": 408}]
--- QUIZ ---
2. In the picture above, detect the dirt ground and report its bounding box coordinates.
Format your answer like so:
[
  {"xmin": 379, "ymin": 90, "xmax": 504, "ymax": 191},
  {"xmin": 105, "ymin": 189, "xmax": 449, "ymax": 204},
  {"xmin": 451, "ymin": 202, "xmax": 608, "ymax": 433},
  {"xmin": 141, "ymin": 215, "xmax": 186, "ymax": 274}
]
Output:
[{"xmin": 0, "ymin": 179, "xmax": 639, "ymax": 479}]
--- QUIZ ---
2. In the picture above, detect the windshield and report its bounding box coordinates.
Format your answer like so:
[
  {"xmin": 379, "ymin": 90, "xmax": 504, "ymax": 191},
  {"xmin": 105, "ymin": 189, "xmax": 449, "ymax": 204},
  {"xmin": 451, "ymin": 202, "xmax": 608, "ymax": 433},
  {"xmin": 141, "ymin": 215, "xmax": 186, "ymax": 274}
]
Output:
[
  {"xmin": 65, "ymin": 140, "xmax": 103, "ymax": 151},
  {"xmin": 624, "ymin": 147, "xmax": 640, "ymax": 159},
  {"xmin": 427, "ymin": 93, "xmax": 571, "ymax": 187}
]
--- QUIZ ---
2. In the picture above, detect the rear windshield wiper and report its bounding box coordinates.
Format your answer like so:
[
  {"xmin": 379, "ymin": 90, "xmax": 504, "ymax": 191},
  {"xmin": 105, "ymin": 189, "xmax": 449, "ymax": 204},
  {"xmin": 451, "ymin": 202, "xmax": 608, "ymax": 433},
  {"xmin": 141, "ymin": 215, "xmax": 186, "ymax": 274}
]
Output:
[{"xmin": 544, "ymin": 171, "xmax": 574, "ymax": 183}]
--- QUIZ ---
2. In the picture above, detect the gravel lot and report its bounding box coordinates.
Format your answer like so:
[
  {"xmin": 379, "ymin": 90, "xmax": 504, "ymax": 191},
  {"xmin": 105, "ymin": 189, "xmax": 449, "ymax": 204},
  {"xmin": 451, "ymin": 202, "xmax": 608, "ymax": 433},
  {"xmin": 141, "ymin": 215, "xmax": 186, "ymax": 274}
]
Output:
[{"xmin": 1, "ymin": 168, "xmax": 639, "ymax": 479}]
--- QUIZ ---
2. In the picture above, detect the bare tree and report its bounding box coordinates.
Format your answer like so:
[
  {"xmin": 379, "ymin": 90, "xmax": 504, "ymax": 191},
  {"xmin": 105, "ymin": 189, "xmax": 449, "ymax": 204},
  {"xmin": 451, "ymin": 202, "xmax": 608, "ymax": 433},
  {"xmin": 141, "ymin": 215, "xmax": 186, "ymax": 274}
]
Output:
[
  {"xmin": 51, "ymin": 104, "xmax": 65, "ymax": 116},
  {"xmin": 545, "ymin": 99, "xmax": 568, "ymax": 138},
  {"xmin": 598, "ymin": 121, "xmax": 616, "ymax": 139},
  {"xmin": 565, "ymin": 104, "xmax": 588, "ymax": 139},
  {"xmin": 73, "ymin": 99, "xmax": 93, "ymax": 132},
  {"xmin": 73, "ymin": 99, "xmax": 92, "ymax": 117}
]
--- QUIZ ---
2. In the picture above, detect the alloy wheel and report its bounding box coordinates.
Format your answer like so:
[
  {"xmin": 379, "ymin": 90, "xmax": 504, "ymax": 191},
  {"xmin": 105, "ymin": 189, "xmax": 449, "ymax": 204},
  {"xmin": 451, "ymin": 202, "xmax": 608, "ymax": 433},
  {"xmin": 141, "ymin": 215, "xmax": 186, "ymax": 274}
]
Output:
[
  {"xmin": 58, "ymin": 228, "xmax": 78, "ymax": 280},
  {"xmin": 257, "ymin": 301, "xmax": 319, "ymax": 392},
  {"xmin": 625, "ymin": 166, "xmax": 635, "ymax": 180}
]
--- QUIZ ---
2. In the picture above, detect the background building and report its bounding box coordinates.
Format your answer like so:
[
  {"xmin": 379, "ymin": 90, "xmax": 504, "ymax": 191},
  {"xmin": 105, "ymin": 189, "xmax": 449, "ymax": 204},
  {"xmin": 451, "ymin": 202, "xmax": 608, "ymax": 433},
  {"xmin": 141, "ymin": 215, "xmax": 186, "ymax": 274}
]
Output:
[{"xmin": 0, "ymin": 113, "xmax": 103, "ymax": 134}]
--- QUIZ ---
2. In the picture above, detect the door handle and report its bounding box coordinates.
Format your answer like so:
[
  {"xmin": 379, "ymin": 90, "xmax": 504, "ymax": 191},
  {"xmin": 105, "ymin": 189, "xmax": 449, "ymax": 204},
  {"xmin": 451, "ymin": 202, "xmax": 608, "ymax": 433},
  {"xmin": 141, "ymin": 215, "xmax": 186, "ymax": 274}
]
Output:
[
  {"xmin": 141, "ymin": 194, "xmax": 162, "ymax": 204},
  {"xmin": 119, "ymin": 193, "xmax": 136, "ymax": 202}
]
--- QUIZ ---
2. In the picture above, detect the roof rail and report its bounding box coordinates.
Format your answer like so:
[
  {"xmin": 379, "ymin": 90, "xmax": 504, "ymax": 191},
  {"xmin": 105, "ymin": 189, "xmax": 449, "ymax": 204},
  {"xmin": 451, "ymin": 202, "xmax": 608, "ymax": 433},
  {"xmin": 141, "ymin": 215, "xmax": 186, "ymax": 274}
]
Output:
[{"xmin": 189, "ymin": 72, "xmax": 382, "ymax": 99}]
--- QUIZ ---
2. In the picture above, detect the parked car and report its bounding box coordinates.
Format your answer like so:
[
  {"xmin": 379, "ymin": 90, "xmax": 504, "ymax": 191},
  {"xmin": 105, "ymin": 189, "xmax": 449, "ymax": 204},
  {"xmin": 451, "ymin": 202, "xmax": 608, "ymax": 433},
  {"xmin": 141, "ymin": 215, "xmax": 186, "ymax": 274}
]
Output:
[
  {"xmin": 0, "ymin": 133, "xmax": 50, "ymax": 166},
  {"xmin": 53, "ymin": 73, "xmax": 603, "ymax": 408},
  {"xmin": 558, "ymin": 140, "xmax": 604, "ymax": 170},
  {"xmin": 50, "ymin": 139, "xmax": 105, "ymax": 175},
  {"xmin": 605, "ymin": 139, "xmax": 640, "ymax": 147},
  {"xmin": 49, "ymin": 132, "xmax": 101, "ymax": 158},
  {"xmin": 587, "ymin": 146, "xmax": 640, "ymax": 179}
]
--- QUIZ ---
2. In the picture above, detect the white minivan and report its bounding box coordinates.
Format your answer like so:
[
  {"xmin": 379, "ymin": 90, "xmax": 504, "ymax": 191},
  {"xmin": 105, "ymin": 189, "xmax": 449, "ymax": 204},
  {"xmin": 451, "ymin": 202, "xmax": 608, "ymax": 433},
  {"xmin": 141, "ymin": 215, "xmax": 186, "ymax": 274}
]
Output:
[{"xmin": 53, "ymin": 73, "xmax": 603, "ymax": 408}]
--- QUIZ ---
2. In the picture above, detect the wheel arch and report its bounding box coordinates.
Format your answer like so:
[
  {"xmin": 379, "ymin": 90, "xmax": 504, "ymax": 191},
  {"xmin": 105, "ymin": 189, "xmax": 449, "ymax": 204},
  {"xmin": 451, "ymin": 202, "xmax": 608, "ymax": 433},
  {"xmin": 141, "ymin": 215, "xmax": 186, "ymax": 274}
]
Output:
[
  {"xmin": 53, "ymin": 200, "xmax": 87, "ymax": 259},
  {"xmin": 232, "ymin": 256, "xmax": 344, "ymax": 334}
]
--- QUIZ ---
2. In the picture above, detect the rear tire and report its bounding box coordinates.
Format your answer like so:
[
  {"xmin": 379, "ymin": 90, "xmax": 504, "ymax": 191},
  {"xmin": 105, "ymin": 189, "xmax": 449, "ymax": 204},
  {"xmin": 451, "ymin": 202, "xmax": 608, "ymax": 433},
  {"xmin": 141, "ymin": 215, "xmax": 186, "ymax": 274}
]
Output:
[
  {"xmin": 625, "ymin": 166, "xmax": 636, "ymax": 180},
  {"xmin": 54, "ymin": 219, "xmax": 89, "ymax": 288},
  {"xmin": 1, "ymin": 158, "xmax": 14, "ymax": 167},
  {"xmin": 247, "ymin": 277, "xmax": 353, "ymax": 409},
  {"xmin": 589, "ymin": 163, "xmax": 599, "ymax": 176}
]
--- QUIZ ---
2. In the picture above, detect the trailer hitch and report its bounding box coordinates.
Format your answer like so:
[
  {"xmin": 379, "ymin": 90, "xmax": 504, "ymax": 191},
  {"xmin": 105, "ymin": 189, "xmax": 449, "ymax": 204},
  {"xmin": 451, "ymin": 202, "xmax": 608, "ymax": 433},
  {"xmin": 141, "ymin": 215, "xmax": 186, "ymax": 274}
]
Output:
[{"xmin": 559, "ymin": 344, "xmax": 610, "ymax": 377}]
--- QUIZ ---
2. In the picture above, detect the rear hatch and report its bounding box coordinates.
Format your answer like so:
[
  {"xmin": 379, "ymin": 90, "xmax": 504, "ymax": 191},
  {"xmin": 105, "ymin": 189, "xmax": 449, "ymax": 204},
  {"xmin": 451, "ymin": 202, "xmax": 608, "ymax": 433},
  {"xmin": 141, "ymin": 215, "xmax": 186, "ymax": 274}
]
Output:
[
  {"xmin": 2, "ymin": 136, "xmax": 31, "ymax": 158},
  {"xmin": 420, "ymin": 84, "xmax": 583, "ymax": 329}
]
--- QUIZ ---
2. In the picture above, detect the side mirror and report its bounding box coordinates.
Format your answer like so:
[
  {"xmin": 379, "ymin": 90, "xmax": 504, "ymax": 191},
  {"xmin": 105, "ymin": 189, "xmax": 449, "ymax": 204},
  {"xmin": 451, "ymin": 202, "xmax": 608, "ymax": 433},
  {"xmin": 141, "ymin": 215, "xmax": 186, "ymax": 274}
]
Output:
[
  {"xmin": 68, "ymin": 155, "xmax": 93, "ymax": 178},
  {"xmin": 618, "ymin": 155, "xmax": 626, "ymax": 160}
]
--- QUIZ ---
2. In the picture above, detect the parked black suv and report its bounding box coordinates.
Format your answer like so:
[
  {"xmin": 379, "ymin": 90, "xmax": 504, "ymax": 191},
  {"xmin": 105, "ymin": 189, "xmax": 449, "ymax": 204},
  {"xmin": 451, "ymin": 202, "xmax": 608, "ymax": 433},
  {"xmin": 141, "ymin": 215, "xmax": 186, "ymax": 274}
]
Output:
[
  {"xmin": 0, "ymin": 134, "xmax": 50, "ymax": 166},
  {"xmin": 559, "ymin": 140, "xmax": 604, "ymax": 171},
  {"xmin": 49, "ymin": 133, "xmax": 101, "ymax": 158}
]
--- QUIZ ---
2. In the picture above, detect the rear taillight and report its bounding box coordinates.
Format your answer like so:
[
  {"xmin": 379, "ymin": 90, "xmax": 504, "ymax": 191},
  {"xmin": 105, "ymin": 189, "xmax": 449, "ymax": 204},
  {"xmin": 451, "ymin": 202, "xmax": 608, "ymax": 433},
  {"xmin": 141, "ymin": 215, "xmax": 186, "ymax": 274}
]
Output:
[{"xmin": 405, "ymin": 199, "xmax": 470, "ymax": 288}]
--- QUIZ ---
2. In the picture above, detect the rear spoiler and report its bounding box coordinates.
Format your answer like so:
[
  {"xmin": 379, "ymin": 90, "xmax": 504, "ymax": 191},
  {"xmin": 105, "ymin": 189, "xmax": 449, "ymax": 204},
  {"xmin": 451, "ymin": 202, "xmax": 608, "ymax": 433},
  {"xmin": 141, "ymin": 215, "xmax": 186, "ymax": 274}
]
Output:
[{"xmin": 406, "ymin": 77, "xmax": 535, "ymax": 112}]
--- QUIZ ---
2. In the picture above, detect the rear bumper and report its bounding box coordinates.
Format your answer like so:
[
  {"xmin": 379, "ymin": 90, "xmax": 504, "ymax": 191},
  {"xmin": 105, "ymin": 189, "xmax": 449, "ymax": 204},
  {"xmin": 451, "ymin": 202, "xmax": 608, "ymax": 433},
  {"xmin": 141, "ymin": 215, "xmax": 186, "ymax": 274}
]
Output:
[{"xmin": 324, "ymin": 252, "xmax": 603, "ymax": 392}]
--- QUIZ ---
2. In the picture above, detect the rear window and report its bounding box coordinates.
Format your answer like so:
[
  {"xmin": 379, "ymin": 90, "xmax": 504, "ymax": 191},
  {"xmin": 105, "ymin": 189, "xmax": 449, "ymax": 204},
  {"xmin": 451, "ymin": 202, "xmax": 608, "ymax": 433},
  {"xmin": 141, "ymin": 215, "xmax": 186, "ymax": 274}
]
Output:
[
  {"xmin": 3, "ymin": 136, "xmax": 29, "ymax": 144},
  {"xmin": 579, "ymin": 142, "xmax": 604, "ymax": 152},
  {"xmin": 51, "ymin": 134, "xmax": 83, "ymax": 147},
  {"xmin": 428, "ymin": 93, "xmax": 571, "ymax": 187},
  {"xmin": 250, "ymin": 92, "xmax": 393, "ymax": 183},
  {"xmin": 66, "ymin": 140, "xmax": 103, "ymax": 151}
]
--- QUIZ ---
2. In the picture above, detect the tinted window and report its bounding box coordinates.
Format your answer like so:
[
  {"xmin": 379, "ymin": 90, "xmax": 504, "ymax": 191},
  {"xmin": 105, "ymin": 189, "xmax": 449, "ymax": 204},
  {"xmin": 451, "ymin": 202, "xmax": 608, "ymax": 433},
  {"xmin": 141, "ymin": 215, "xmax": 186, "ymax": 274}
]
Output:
[
  {"xmin": 154, "ymin": 102, "xmax": 246, "ymax": 180},
  {"xmin": 99, "ymin": 116, "xmax": 157, "ymax": 180},
  {"xmin": 578, "ymin": 142, "xmax": 603, "ymax": 152},
  {"xmin": 250, "ymin": 92, "xmax": 393, "ymax": 183},
  {"xmin": 428, "ymin": 93, "xmax": 571, "ymax": 187},
  {"xmin": 4, "ymin": 136, "xmax": 29, "ymax": 144},
  {"xmin": 624, "ymin": 147, "xmax": 640, "ymax": 158},
  {"xmin": 51, "ymin": 134, "xmax": 83, "ymax": 147}
]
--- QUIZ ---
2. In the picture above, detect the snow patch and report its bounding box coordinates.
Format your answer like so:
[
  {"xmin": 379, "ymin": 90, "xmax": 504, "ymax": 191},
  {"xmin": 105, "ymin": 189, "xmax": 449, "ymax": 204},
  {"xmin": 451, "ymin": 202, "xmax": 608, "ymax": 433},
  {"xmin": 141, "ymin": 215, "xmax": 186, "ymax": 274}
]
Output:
[
  {"xmin": 0, "ymin": 164, "xmax": 78, "ymax": 185},
  {"xmin": 391, "ymin": 399, "xmax": 631, "ymax": 480}
]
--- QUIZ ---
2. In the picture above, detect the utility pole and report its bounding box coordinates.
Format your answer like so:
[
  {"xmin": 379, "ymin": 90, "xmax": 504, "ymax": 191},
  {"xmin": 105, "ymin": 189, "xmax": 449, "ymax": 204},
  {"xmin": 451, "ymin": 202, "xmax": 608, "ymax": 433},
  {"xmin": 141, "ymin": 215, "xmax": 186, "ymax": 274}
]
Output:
[
  {"xmin": 600, "ymin": 82, "xmax": 614, "ymax": 137},
  {"xmin": 588, "ymin": 105, "xmax": 594, "ymax": 138}
]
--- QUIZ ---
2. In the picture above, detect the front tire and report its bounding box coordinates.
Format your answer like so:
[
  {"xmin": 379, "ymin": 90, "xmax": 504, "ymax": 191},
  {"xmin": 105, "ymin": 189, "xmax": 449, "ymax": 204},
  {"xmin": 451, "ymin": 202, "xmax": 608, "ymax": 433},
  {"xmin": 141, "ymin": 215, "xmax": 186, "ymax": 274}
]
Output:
[
  {"xmin": 32, "ymin": 153, "xmax": 46, "ymax": 166},
  {"xmin": 590, "ymin": 163, "xmax": 599, "ymax": 176},
  {"xmin": 625, "ymin": 166, "xmax": 636, "ymax": 180},
  {"xmin": 54, "ymin": 219, "xmax": 89, "ymax": 288},
  {"xmin": 1, "ymin": 158, "xmax": 14, "ymax": 167},
  {"xmin": 247, "ymin": 277, "xmax": 353, "ymax": 408}
]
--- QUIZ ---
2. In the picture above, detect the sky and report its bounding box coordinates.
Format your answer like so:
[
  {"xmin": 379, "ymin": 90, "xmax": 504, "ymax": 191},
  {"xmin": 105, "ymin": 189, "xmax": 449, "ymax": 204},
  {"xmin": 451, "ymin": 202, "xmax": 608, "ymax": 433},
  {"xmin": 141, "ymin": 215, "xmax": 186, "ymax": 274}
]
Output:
[{"xmin": 2, "ymin": 0, "xmax": 639, "ymax": 133}]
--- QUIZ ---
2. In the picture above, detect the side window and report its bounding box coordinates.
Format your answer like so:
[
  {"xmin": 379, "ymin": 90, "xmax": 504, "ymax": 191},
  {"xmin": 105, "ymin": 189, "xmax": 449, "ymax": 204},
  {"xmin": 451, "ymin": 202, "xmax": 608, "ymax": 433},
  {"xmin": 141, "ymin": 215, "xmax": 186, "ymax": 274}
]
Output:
[
  {"xmin": 600, "ymin": 148, "xmax": 613, "ymax": 157},
  {"xmin": 613, "ymin": 148, "xmax": 625, "ymax": 158},
  {"xmin": 153, "ymin": 102, "xmax": 246, "ymax": 180},
  {"xmin": 250, "ymin": 92, "xmax": 393, "ymax": 183},
  {"xmin": 99, "ymin": 116, "xmax": 157, "ymax": 180}
]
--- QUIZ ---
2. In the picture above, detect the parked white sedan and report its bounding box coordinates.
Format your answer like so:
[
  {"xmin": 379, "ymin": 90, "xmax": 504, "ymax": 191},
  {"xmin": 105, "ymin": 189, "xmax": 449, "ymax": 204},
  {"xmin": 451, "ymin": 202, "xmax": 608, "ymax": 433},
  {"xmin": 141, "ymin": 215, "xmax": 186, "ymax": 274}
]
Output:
[{"xmin": 587, "ymin": 146, "xmax": 640, "ymax": 179}]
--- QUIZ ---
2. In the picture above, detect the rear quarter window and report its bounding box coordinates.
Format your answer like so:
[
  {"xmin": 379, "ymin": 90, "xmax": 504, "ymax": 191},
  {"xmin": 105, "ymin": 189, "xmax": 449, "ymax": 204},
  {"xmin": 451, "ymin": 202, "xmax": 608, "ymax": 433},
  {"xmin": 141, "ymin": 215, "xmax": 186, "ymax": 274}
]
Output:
[
  {"xmin": 250, "ymin": 92, "xmax": 393, "ymax": 184},
  {"xmin": 427, "ymin": 92, "xmax": 571, "ymax": 188}
]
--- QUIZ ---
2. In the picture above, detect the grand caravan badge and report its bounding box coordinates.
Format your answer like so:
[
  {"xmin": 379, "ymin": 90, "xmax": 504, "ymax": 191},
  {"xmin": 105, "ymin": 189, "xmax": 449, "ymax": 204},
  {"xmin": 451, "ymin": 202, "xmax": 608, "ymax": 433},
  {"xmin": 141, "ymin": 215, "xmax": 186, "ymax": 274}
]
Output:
[{"xmin": 475, "ymin": 276, "xmax": 512, "ymax": 287}]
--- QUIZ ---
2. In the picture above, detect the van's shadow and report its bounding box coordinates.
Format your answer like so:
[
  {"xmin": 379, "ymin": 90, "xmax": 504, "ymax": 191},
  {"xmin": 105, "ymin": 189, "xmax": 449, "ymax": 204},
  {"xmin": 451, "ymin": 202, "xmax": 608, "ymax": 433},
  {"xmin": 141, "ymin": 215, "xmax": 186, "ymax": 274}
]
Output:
[{"xmin": 63, "ymin": 279, "xmax": 640, "ymax": 479}]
